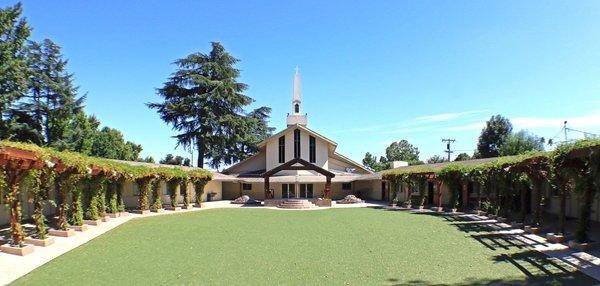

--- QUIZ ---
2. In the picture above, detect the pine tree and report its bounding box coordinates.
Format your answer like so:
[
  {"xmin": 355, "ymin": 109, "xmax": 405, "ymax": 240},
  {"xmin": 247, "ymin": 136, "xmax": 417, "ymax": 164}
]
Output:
[
  {"xmin": 0, "ymin": 3, "xmax": 31, "ymax": 137},
  {"xmin": 148, "ymin": 42, "xmax": 272, "ymax": 168}
]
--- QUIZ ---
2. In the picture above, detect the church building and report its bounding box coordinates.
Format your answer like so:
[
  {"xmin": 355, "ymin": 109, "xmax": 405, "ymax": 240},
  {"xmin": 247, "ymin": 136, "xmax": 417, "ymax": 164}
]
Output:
[{"xmin": 221, "ymin": 69, "xmax": 383, "ymax": 202}]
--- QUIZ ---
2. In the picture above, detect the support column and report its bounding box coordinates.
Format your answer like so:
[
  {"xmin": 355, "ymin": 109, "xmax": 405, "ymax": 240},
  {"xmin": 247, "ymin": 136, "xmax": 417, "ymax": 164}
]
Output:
[
  {"xmin": 324, "ymin": 177, "xmax": 331, "ymax": 199},
  {"xmin": 462, "ymin": 182, "xmax": 469, "ymax": 209},
  {"xmin": 264, "ymin": 177, "xmax": 270, "ymax": 199},
  {"xmin": 436, "ymin": 181, "xmax": 443, "ymax": 208}
]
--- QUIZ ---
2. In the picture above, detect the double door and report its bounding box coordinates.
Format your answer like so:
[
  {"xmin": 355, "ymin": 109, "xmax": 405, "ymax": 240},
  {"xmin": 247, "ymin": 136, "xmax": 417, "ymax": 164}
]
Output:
[{"xmin": 282, "ymin": 183, "xmax": 313, "ymax": 199}]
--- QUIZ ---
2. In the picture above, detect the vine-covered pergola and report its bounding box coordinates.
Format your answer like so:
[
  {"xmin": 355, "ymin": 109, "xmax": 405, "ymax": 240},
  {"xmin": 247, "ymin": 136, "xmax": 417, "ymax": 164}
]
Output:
[
  {"xmin": 0, "ymin": 141, "xmax": 212, "ymax": 255},
  {"xmin": 383, "ymin": 138, "xmax": 600, "ymax": 245}
]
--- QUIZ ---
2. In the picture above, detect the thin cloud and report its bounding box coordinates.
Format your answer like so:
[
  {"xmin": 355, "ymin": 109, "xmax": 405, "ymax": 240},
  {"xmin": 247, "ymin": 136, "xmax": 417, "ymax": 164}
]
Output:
[
  {"xmin": 446, "ymin": 122, "xmax": 486, "ymax": 132},
  {"xmin": 332, "ymin": 109, "xmax": 487, "ymax": 134},
  {"xmin": 411, "ymin": 110, "xmax": 488, "ymax": 123}
]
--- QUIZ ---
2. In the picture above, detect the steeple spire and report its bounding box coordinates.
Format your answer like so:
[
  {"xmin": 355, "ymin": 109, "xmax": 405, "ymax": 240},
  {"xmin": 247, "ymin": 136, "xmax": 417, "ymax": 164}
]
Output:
[{"xmin": 287, "ymin": 66, "xmax": 307, "ymax": 126}]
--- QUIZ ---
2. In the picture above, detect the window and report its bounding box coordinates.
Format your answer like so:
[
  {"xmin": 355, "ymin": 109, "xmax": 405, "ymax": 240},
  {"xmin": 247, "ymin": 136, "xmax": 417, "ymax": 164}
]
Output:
[
  {"xmin": 342, "ymin": 183, "xmax": 352, "ymax": 190},
  {"xmin": 278, "ymin": 136, "xmax": 285, "ymax": 163},
  {"xmin": 295, "ymin": 104, "xmax": 299, "ymax": 113},
  {"xmin": 242, "ymin": 183, "xmax": 252, "ymax": 191},
  {"xmin": 293, "ymin": 129, "xmax": 301, "ymax": 159},
  {"xmin": 309, "ymin": 136, "xmax": 316, "ymax": 163},
  {"xmin": 282, "ymin": 184, "xmax": 296, "ymax": 198},
  {"xmin": 300, "ymin": 184, "xmax": 313, "ymax": 198}
]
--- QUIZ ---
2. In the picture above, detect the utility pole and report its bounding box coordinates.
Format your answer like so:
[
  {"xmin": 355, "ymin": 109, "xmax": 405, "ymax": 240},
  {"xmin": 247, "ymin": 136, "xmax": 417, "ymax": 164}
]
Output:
[
  {"xmin": 563, "ymin": 121, "xmax": 568, "ymax": 143},
  {"xmin": 442, "ymin": 139, "xmax": 456, "ymax": 161}
]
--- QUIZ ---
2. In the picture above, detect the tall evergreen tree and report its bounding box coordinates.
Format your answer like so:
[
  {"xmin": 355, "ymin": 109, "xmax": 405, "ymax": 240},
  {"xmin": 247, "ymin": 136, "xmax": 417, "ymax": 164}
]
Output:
[
  {"xmin": 148, "ymin": 42, "xmax": 272, "ymax": 168},
  {"xmin": 476, "ymin": 115, "xmax": 513, "ymax": 158},
  {"xmin": 0, "ymin": 3, "xmax": 31, "ymax": 137},
  {"xmin": 16, "ymin": 39, "xmax": 84, "ymax": 145}
]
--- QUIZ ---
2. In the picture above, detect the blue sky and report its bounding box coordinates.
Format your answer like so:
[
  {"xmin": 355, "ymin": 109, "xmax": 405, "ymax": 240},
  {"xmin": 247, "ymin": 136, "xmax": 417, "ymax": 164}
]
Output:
[{"xmin": 12, "ymin": 0, "xmax": 600, "ymax": 169}]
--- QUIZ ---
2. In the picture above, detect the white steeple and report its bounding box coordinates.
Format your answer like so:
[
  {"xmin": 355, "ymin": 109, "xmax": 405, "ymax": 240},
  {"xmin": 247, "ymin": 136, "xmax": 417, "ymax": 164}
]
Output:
[{"xmin": 287, "ymin": 66, "xmax": 307, "ymax": 126}]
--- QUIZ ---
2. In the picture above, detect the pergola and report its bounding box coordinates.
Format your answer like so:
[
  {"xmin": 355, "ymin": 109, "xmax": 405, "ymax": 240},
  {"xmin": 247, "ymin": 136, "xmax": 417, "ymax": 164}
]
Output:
[{"xmin": 261, "ymin": 158, "xmax": 335, "ymax": 199}]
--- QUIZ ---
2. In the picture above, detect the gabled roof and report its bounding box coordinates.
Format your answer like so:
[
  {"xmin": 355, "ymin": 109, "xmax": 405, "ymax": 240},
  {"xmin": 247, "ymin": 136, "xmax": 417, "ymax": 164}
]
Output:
[
  {"xmin": 257, "ymin": 124, "xmax": 338, "ymax": 149},
  {"xmin": 330, "ymin": 152, "xmax": 373, "ymax": 174}
]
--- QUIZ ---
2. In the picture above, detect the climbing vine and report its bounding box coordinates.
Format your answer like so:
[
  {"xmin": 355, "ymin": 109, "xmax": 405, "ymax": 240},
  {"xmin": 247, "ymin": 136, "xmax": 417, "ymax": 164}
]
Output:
[
  {"xmin": 193, "ymin": 180, "xmax": 207, "ymax": 206},
  {"xmin": 168, "ymin": 178, "xmax": 182, "ymax": 207},
  {"xmin": 151, "ymin": 179, "xmax": 163, "ymax": 211},
  {"xmin": 22, "ymin": 169, "xmax": 56, "ymax": 239},
  {"xmin": 135, "ymin": 177, "xmax": 154, "ymax": 211}
]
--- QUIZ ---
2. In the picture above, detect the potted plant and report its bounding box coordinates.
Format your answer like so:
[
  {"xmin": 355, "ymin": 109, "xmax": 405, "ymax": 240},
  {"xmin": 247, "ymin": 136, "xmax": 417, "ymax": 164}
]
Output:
[{"xmin": 390, "ymin": 197, "xmax": 398, "ymax": 208}]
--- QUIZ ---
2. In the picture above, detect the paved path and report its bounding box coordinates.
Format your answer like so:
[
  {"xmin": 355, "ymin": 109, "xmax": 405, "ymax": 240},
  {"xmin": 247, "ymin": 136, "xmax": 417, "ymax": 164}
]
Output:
[{"xmin": 0, "ymin": 200, "xmax": 384, "ymax": 285}]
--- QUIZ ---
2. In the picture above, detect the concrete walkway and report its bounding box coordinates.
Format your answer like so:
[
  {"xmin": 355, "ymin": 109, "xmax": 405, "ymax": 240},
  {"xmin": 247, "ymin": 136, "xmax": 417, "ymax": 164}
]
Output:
[{"xmin": 0, "ymin": 200, "xmax": 384, "ymax": 285}]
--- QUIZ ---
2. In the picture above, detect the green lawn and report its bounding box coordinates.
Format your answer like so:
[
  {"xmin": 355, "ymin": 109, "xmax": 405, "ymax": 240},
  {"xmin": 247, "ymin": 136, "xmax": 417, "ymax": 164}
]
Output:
[{"xmin": 13, "ymin": 208, "xmax": 598, "ymax": 285}]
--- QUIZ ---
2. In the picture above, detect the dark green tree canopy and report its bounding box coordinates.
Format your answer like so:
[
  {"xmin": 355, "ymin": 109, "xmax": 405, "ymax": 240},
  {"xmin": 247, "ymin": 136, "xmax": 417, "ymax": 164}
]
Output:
[
  {"xmin": 363, "ymin": 139, "xmax": 423, "ymax": 171},
  {"xmin": 148, "ymin": 42, "xmax": 273, "ymax": 168},
  {"xmin": 499, "ymin": 130, "xmax": 545, "ymax": 156},
  {"xmin": 0, "ymin": 3, "xmax": 31, "ymax": 136},
  {"xmin": 454, "ymin": 152, "xmax": 471, "ymax": 161},
  {"xmin": 159, "ymin": 154, "xmax": 191, "ymax": 166},
  {"xmin": 427, "ymin": 155, "xmax": 446, "ymax": 164},
  {"xmin": 476, "ymin": 115, "xmax": 513, "ymax": 158}
]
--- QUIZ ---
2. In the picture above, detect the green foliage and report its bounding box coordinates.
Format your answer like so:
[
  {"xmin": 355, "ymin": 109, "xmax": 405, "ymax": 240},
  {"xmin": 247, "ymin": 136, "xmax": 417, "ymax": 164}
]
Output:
[
  {"xmin": 150, "ymin": 180, "xmax": 163, "ymax": 210},
  {"xmin": 106, "ymin": 181, "xmax": 118, "ymax": 214},
  {"xmin": 194, "ymin": 180, "xmax": 206, "ymax": 205},
  {"xmin": 115, "ymin": 178, "xmax": 125, "ymax": 212},
  {"xmin": 362, "ymin": 152, "xmax": 388, "ymax": 172},
  {"xmin": 476, "ymin": 115, "xmax": 513, "ymax": 158},
  {"xmin": 182, "ymin": 180, "xmax": 192, "ymax": 206},
  {"xmin": 89, "ymin": 127, "xmax": 142, "ymax": 161},
  {"xmin": 167, "ymin": 178, "xmax": 181, "ymax": 207},
  {"xmin": 83, "ymin": 178, "xmax": 99, "ymax": 220},
  {"xmin": 0, "ymin": 3, "xmax": 31, "ymax": 137},
  {"xmin": 22, "ymin": 169, "xmax": 55, "ymax": 239},
  {"xmin": 159, "ymin": 154, "xmax": 190, "ymax": 166},
  {"xmin": 499, "ymin": 130, "xmax": 545, "ymax": 156},
  {"xmin": 427, "ymin": 155, "xmax": 446, "ymax": 164},
  {"xmin": 148, "ymin": 42, "xmax": 273, "ymax": 168},
  {"xmin": 135, "ymin": 177, "xmax": 153, "ymax": 211},
  {"xmin": 454, "ymin": 153, "xmax": 471, "ymax": 161},
  {"xmin": 69, "ymin": 186, "xmax": 83, "ymax": 226}
]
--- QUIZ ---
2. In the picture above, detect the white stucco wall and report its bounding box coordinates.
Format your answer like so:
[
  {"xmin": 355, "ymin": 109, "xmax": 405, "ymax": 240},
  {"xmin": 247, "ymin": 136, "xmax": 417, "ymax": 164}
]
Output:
[{"xmin": 265, "ymin": 128, "xmax": 329, "ymax": 173}]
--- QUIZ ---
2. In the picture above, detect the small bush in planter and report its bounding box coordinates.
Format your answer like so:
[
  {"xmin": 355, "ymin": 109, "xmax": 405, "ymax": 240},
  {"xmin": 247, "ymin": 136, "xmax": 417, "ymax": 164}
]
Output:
[
  {"xmin": 194, "ymin": 180, "xmax": 206, "ymax": 206},
  {"xmin": 22, "ymin": 169, "xmax": 56, "ymax": 240},
  {"xmin": 151, "ymin": 180, "xmax": 163, "ymax": 210}
]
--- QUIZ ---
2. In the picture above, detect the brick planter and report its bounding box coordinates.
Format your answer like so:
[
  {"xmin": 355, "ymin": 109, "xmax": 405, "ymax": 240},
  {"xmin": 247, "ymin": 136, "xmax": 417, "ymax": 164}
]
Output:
[
  {"xmin": 119, "ymin": 212, "xmax": 129, "ymax": 217},
  {"xmin": 25, "ymin": 236, "xmax": 55, "ymax": 247},
  {"xmin": 69, "ymin": 225, "xmax": 89, "ymax": 232},
  {"xmin": 0, "ymin": 244, "xmax": 34, "ymax": 256},
  {"xmin": 132, "ymin": 210, "xmax": 151, "ymax": 215},
  {"xmin": 84, "ymin": 219, "xmax": 102, "ymax": 226},
  {"xmin": 195, "ymin": 203, "xmax": 205, "ymax": 208},
  {"xmin": 165, "ymin": 206, "xmax": 181, "ymax": 211},
  {"xmin": 182, "ymin": 204, "xmax": 193, "ymax": 209},
  {"xmin": 108, "ymin": 213, "xmax": 120, "ymax": 218},
  {"xmin": 101, "ymin": 216, "xmax": 110, "ymax": 222},
  {"xmin": 524, "ymin": 226, "xmax": 541, "ymax": 234},
  {"xmin": 435, "ymin": 207, "xmax": 444, "ymax": 212},
  {"xmin": 546, "ymin": 233, "xmax": 566, "ymax": 243},
  {"xmin": 48, "ymin": 228, "xmax": 75, "ymax": 237},
  {"xmin": 151, "ymin": 208, "xmax": 165, "ymax": 213},
  {"xmin": 568, "ymin": 240, "xmax": 600, "ymax": 251}
]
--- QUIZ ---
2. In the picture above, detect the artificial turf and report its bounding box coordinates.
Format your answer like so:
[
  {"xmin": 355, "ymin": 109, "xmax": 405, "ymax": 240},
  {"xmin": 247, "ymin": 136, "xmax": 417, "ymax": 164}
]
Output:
[{"xmin": 12, "ymin": 208, "xmax": 598, "ymax": 285}]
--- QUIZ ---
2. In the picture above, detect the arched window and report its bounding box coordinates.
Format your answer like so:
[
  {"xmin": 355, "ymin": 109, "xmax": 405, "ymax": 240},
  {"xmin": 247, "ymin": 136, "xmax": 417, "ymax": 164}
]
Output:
[{"xmin": 295, "ymin": 104, "xmax": 299, "ymax": 113}]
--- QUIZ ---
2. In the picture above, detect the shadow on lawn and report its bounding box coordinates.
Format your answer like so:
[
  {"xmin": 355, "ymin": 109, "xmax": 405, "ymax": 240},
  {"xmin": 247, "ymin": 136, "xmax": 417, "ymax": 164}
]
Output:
[{"xmin": 380, "ymin": 209, "xmax": 600, "ymax": 285}]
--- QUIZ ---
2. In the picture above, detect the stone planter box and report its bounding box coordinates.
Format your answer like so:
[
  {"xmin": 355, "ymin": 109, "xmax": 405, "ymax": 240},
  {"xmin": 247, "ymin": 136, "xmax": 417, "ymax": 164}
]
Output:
[
  {"xmin": 132, "ymin": 209, "xmax": 151, "ymax": 215},
  {"xmin": 182, "ymin": 204, "xmax": 193, "ymax": 209},
  {"xmin": 524, "ymin": 226, "xmax": 541, "ymax": 234},
  {"xmin": 418, "ymin": 206, "xmax": 425, "ymax": 210},
  {"xmin": 84, "ymin": 219, "xmax": 102, "ymax": 226},
  {"xmin": 25, "ymin": 236, "xmax": 55, "ymax": 247},
  {"xmin": 451, "ymin": 208, "xmax": 458, "ymax": 213},
  {"xmin": 195, "ymin": 203, "xmax": 205, "ymax": 208},
  {"xmin": 510, "ymin": 222, "xmax": 524, "ymax": 228},
  {"xmin": 48, "ymin": 228, "xmax": 75, "ymax": 237},
  {"xmin": 435, "ymin": 207, "xmax": 444, "ymax": 212},
  {"xmin": 101, "ymin": 216, "xmax": 110, "ymax": 222},
  {"xmin": 0, "ymin": 243, "xmax": 34, "ymax": 256},
  {"xmin": 546, "ymin": 233, "xmax": 566, "ymax": 243},
  {"xmin": 108, "ymin": 213, "xmax": 120, "ymax": 218},
  {"xmin": 315, "ymin": 199, "xmax": 332, "ymax": 207},
  {"xmin": 165, "ymin": 206, "xmax": 181, "ymax": 211},
  {"xmin": 496, "ymin": 217, "xmax": 507, "ymax": 223},
  {"xmin": 151, "ymin": 208, "xmax": 165, "ymax": 213},
  {"xmin": 568, "ymin": 240, "xmax": 600, "ymax": 251},
  {"xmin": 69, "ymin": 225, "xmax": 89, "ymax": 232},
  {"xmin": 119, "ymin": 212, "xmax": 129, "ymax": 217}
]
